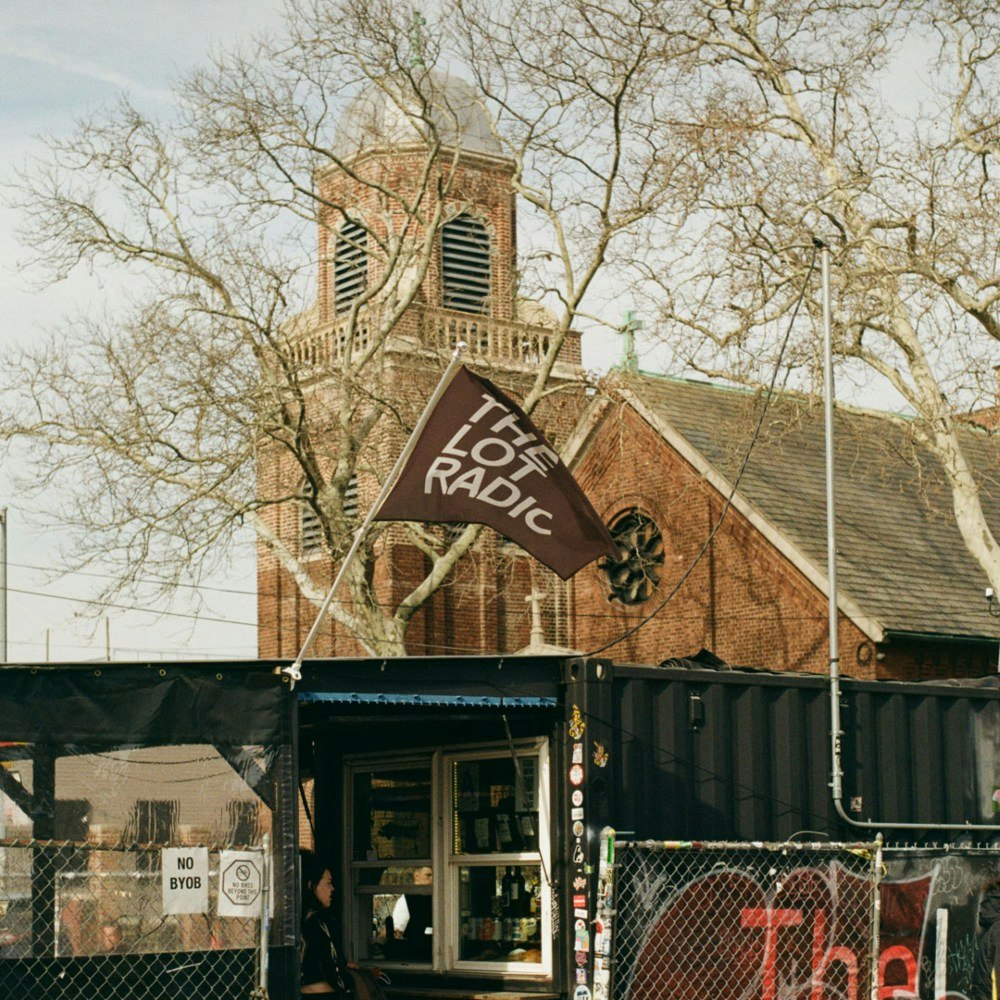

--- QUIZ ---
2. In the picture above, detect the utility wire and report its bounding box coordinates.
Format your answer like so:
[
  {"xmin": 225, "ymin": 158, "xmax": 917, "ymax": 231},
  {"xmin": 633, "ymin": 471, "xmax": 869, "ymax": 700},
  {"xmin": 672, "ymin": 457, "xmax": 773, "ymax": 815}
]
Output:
[{"xmin": 584, "ymin": 246, "xmax": 821, "ymax": 657}]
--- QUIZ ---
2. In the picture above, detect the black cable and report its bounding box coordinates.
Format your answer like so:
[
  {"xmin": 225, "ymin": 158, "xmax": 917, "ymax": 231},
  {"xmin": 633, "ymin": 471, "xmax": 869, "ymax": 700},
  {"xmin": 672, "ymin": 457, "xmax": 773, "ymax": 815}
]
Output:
[
  {"xmin": 585, "ymin": 245, "xmax": 821, "ymax": 656},
  {"xmin": 497, "ymin": 688, "xmax": 553, "ymax": 891}
]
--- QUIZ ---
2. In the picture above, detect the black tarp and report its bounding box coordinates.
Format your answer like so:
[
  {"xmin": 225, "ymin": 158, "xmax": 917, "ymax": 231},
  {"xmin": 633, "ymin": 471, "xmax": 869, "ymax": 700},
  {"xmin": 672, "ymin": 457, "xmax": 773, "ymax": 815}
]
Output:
[
  {"xmin": 0, "ymin": 662, "xmax": 298, "ymax": 1000},
  {"xmin": 0, "ymin": 664, "xmax": 290, "ymax": 746}
]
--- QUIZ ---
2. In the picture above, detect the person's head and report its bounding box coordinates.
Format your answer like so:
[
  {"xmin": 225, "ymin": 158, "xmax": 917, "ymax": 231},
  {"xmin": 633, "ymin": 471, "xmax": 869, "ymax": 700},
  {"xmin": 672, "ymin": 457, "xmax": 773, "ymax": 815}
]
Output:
[
  {"xmin": 301, "ymin": 851, "xmax": 336, "ymax": 910},
  {"xmin": 99, "ymin": 921, "xmax": 123, "ymax": 953}
]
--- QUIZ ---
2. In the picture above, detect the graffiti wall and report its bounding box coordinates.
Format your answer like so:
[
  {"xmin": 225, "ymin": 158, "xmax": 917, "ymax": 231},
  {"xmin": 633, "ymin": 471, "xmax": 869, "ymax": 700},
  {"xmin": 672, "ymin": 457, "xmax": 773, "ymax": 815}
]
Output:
[
  {"xmin": 611, "ymin": 843, "xmax": 1000, "ymax": 1000},
  {"xmin": 882, "ymin": 850, "xmax": 1000, "ymax": 1000}
]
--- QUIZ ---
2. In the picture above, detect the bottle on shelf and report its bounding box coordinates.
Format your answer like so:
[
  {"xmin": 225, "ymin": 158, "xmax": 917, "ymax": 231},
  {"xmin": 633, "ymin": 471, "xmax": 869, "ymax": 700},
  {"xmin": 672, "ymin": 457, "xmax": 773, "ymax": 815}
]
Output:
[
  {"xmin": 517, "ymin": 869, "xmax": 531, "ymax": 916},
  {"xmin": 509, "ymin": 866, "xmax": 522, "ymax": 915}
]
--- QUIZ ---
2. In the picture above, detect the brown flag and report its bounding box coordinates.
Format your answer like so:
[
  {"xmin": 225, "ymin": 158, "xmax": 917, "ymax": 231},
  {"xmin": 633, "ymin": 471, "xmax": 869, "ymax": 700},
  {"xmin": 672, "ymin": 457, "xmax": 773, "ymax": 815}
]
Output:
[{"xmin": 375, "ymin": 366, "xmax": 618, "ymax": 579}]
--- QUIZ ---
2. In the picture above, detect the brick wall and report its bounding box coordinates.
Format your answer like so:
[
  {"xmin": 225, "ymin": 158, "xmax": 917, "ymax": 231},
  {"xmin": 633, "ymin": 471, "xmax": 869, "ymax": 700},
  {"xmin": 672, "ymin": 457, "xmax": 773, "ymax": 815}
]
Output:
[
  {"xmin": 568, "ymin": 402, "xmax": 987, "ymax": 681},
  {"xmin": 316, "ymin": 149, "xmax": 518, "ymax": 323}
]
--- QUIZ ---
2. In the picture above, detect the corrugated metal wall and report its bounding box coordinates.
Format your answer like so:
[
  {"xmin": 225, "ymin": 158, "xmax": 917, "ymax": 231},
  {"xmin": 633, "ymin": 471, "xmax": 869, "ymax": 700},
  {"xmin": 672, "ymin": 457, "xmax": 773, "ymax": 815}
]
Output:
[{"xmin": 609, "ymin": 665, "xmax": 1000, "ymax": 843}]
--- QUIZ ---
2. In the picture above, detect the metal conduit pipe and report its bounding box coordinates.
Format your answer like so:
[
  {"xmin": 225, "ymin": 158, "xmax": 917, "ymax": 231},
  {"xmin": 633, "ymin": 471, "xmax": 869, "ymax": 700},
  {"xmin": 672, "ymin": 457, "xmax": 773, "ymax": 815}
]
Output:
[{"xmin": 815, "ymin": 238, "xmax": 999, "ymax": 833}]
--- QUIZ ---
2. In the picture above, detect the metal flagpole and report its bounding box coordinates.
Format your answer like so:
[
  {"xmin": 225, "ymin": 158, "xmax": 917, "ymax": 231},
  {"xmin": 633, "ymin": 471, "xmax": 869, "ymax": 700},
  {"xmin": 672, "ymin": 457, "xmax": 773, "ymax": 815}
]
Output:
[{"xmin": 281, "ymin": 342, "xmax": 468, "ymax": 686}]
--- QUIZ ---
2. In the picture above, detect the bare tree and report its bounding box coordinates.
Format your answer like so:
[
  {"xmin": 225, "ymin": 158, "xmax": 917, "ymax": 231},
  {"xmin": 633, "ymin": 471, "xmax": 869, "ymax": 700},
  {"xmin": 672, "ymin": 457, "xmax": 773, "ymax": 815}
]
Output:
[
  {"xmin": 636, "ymin": 0, "xmax": 1000, "ymax": 594},
  {"xmin": 2, "ymin": 0, "xmax": 683, "ymax": 655}
]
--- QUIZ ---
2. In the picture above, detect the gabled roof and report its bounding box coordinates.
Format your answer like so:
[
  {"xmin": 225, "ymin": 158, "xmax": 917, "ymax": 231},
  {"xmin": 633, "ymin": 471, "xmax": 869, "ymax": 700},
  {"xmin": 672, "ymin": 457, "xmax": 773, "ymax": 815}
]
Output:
[{"xmin": 612, "ymin": 373, "xmax": 1000, "ymax": 642}]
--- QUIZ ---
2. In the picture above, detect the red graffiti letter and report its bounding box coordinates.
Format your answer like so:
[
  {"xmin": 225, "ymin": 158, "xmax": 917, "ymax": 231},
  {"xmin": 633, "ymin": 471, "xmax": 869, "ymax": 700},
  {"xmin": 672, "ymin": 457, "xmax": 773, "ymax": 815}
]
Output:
[
  {"xmin": 809, "ymin": 909, "xmax": 859, "ymax": 1000},
  {"xmin": 741, "ymin": 908, "xmax": 804, "ymax": 1000},
  {"xmin": 878, "ymin": 945, "xmax": 918, "ymax": 1000}
]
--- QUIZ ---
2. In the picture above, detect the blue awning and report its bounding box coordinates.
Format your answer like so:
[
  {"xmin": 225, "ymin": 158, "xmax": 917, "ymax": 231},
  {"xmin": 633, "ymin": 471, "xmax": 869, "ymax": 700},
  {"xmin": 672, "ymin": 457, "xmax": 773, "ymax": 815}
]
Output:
[{"xmin": 298, "ymin": 691, "xmax": 557, "ymax": 708}]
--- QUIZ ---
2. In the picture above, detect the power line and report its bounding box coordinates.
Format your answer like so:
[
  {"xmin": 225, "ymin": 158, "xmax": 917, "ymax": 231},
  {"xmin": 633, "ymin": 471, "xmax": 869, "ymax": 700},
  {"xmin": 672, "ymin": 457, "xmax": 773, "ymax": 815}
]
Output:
[
  {"xmin": 4, "ymin": 585, "xmax": 260, "ymax": 630},
  {"xmin": 585, "ymin": 246, "xmax": 821, "ymax": 656},
  {"xmin": 4, "ymin": 559, "xmax": 262, "ymax": 599}
]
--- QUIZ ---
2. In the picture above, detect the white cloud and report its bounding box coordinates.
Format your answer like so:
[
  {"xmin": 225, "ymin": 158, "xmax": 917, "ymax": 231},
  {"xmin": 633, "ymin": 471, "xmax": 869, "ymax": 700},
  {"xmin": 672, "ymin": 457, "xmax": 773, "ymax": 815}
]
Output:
[{"xmin": 0, "ymin": 37, "xmax": 173, "ymax": 103}]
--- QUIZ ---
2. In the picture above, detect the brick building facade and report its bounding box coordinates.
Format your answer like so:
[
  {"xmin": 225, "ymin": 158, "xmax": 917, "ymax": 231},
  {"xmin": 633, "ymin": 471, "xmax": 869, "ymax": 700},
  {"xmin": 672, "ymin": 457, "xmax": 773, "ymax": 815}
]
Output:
[
  {"xmin": 564, "ymin": 377, "xmax": 1000, "ymax": 680},
  {"xmin": 257, "ymin": 73, "xmax": 1000, "ymax": 681}
]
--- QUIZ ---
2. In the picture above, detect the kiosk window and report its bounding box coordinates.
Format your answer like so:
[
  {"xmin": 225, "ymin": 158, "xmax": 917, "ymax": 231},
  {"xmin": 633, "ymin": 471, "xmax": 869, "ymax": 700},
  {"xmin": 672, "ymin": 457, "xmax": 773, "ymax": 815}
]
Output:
[{"xmin": 346, "ymin": 743, "xmax": 550, "ymax": 977}]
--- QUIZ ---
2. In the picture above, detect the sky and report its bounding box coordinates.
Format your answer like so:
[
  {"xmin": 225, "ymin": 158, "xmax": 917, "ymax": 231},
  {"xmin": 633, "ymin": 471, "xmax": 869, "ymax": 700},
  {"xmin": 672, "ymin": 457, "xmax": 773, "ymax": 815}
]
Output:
[{"xmin": 0, "ymin": 2, "xmax": 285, "ymax": 663}]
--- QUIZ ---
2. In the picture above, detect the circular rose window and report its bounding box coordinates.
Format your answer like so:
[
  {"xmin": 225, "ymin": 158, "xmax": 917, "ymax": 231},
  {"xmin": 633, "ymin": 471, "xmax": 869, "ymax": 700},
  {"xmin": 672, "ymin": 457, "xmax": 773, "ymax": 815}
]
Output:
[{"xmin": 602, "ymin": 509, "xmax": 664, "ymax": 605}]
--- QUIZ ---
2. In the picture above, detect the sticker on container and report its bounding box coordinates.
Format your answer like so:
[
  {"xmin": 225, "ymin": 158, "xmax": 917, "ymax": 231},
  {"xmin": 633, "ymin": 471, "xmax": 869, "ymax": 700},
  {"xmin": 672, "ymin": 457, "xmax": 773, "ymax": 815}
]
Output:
[
  {"xmin": 572, "ymin": 789, "xmax": 584, "ymax": 806},
  {"xmin": 573, "ymin": 820, "xmax": 585, "ymax": 837},
  {"xmin": 576, "ymin": 968, "xmax": 589, "ymax": 985},
  {"xmin": 572, "ymin": 807, "xmax": 585, "ymax": 820},
  {"xmin": 573, "ymin": 893, "xmax": 587, "ymax": 908},
  {"xmin": 574, "ymin": 923, "xmax": 590, "ymax": 952},
  {"xmin": 569, "ymin": 705, "xmax": 586, "ymax": 739},
  {"xmin": 569, "ymin": 764, "xmax": 584, "ymax": 786},
  {"xmin": 575, "ymin": 950, "xmax": 588, "ymax": 966},
  {"xmin": 572, "ymin": 743, "xmax": 584, "ymax": 764},
  {"xmin": 573, "ymin": 876, "xmax": 587, "ymax": 890},
  {"xmin": 574, "ymin": 908, "xmax": 588, "ymax": 919},
  {"xmin": 573, "ymin": 843, "xmax": 585, "ymax": 865},
  {"xmin": 575, "ymin": 987, "xmax": 592, "ymax": 1000},
  {"xmin": 592, "ymin": 741, "xmax": 609, "ymax": 768}
]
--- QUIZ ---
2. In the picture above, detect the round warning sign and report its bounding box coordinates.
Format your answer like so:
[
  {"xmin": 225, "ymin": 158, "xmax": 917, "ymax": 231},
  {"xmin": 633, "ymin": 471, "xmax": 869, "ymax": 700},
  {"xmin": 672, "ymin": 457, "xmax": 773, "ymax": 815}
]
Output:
[
  {"xmin": 569, "ymin": 764, "xmax": 584, "ymax": 786},
  {"xmin": 575, "ymin": 987, "xmax": 592, "ymax": 1000}
]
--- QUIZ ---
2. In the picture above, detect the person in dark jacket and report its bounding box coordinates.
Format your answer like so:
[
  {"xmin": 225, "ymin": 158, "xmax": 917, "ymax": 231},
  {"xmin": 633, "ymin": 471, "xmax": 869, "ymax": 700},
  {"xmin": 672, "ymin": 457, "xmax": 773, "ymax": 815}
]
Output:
[
  {"xmin": 300, "ymin": 853, "xmax": 352, "ymax": 999},
  {"xmin": 973, "ymin": 879, "xmax": 1000, "ymax": 1000}
]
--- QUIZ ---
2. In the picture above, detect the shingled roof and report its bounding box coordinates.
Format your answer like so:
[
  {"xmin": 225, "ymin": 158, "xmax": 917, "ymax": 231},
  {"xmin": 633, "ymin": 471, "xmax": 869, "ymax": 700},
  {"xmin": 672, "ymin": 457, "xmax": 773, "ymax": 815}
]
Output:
[{"xmin": 619, "ymin": 373, "xmax": 1000, "ymax": 642}]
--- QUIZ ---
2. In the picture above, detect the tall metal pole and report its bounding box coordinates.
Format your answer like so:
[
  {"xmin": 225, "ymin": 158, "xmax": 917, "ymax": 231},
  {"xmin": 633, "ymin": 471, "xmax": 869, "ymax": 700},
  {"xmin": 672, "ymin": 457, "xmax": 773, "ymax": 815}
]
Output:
[
  {"xmin": 0, "ymin": 507, "xmax": 7, "ymax": 664},
  {"xmin": 818, "ymin": 239, "xmax": 998, "ymax": 832},
  {"xmin": 819, "ymin": 242, "xmax": 844, "ymax": 812}
]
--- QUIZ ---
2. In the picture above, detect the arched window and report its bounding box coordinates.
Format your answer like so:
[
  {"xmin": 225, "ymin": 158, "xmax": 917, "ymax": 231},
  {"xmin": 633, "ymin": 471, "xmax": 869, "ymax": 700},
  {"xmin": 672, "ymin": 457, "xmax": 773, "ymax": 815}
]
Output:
[
  {"xmin": 602, "ymin": 509, "xmax": 665, "ymax": 605},
  {"xmin": 441, "ymin": 214, "xmax": 490, "ymax": 314},
  {"xmin": 334, "ymin": 221, "xmax": 368, "ymax": 315}
]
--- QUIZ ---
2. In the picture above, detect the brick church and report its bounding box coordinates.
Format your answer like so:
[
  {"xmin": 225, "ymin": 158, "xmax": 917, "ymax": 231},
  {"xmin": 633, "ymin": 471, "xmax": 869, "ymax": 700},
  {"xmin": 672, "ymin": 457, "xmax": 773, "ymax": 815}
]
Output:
[{"xmin": 257, "ymin": 72, "xmax": 1000, "ymax": 683}]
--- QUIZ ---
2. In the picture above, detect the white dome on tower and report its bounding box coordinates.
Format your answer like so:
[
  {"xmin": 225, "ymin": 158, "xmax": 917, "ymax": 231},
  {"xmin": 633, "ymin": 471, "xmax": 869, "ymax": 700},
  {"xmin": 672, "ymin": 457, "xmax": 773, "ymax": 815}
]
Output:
[{"xmin": 335, "ymin": 70, "xmax": 505, "ymax": 160}]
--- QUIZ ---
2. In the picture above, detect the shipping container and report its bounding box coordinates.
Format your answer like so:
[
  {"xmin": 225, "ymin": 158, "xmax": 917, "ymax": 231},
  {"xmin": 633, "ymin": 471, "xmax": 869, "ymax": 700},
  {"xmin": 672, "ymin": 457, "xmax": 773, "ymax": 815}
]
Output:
[{"xmin": 1, "ymin": 653, "xmax": 999, "ymax": 1000}]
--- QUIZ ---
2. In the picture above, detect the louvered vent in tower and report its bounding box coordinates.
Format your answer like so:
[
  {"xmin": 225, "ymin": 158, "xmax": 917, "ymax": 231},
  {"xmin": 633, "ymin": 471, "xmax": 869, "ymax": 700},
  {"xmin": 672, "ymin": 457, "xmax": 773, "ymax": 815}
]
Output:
[
  {"xmin": 301, "ymin": 482, "xmax": 324, "ymax": 556},
  {"xmin": 441, "ymin": 214, "xmax": 490, "ymax": 314},
  {"xmin": 334, "ymin": 221, "xmax": 368, "ymax": 315}
]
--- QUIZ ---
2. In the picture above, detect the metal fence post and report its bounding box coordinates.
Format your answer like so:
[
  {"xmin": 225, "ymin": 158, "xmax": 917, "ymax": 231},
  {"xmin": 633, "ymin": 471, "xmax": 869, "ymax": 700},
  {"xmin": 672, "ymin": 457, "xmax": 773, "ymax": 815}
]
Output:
[
  {"xmin": 256, "ymin": 833, "xmax": 271, "ymax": 999},
  {"xmin": 869, "ymin": 834, "xmax": 883, "ymax": 1000}
]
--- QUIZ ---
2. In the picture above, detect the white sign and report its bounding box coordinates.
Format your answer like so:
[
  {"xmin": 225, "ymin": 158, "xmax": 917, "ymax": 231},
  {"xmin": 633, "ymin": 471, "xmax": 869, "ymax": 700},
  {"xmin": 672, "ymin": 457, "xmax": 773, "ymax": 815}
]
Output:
[
  {"xmin": 218, "ymin": 850, "xmax": 263, "ymax": 917},
  {"xmin": 161, "ymin": 847, "xmax": 209, "ymax": 915}
]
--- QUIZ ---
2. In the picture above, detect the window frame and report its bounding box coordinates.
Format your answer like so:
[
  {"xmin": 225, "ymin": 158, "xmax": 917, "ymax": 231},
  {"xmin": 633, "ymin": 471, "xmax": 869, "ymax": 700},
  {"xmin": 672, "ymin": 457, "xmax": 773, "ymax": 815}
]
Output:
[
  {"xmin": 440, "ymin": 740, "xmax": 551, "ymax": 977},
  {"xmin": 343, "ymin": 738, "xmax": 551, "ymax": 979},
  {"xmin": 333, "ymin": 220, "xmax": 369, "ymax": 316},
  {"xmin": 343, "ymin": 753, "xmax": 437, "ymax": 969}
]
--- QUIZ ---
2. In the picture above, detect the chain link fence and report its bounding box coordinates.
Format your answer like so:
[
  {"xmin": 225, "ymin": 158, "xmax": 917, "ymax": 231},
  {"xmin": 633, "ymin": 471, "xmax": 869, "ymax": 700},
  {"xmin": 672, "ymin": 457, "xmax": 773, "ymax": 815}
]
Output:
[
  {"xmin": 610, "ymin": 840, "xmax": 883, "ymax": 1000},
  {"xmin": 0, "ymin": 837, "xmax": 266, "ymax": 1000}
]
